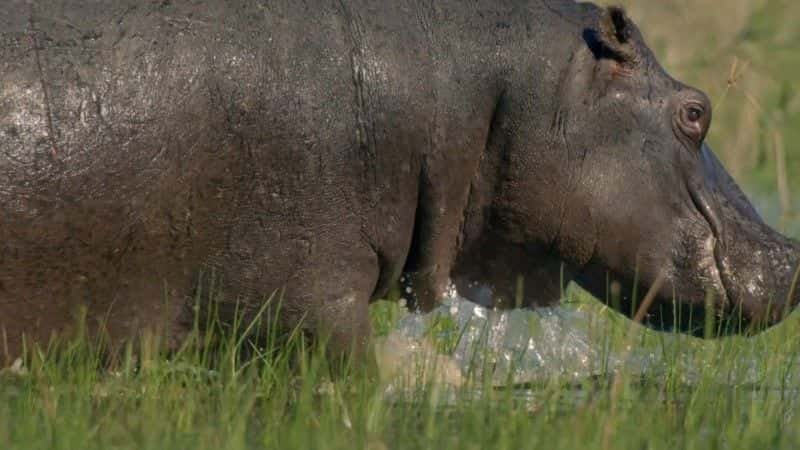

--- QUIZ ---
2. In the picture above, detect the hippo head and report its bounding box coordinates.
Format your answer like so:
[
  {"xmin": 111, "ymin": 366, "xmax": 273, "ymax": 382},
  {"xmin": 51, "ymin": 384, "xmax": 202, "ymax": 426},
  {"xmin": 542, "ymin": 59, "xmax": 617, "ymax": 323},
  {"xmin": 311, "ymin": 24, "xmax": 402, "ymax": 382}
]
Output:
[{"xmin": 485, "ymin": 6, "xmax": 800, "ymax": 336}]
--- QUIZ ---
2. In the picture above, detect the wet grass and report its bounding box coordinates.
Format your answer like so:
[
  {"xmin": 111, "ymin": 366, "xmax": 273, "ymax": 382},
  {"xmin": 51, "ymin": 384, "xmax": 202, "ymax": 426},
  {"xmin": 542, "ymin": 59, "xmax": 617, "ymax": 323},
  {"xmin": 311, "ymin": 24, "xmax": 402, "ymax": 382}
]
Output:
[{"xmin": 0, "ymin": 293, "xmax": 799, "ymax": 450}]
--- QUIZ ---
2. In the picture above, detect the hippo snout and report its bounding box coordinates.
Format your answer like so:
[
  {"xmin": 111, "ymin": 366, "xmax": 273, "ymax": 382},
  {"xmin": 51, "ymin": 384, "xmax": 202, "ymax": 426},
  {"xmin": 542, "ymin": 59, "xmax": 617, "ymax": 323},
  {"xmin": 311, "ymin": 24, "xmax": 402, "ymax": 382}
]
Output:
[
  {"xmin": 715, "ymin": 222, "xmax": 800, "ymax": 332},
  {"xmin": 698, "ymin": 145, "xmax": 800, "ymax": 333}
]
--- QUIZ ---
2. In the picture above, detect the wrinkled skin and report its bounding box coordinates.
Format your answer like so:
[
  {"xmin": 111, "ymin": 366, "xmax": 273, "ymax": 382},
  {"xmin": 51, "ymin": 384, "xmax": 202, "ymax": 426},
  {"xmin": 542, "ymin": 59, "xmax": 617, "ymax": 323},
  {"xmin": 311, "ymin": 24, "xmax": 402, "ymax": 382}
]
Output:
[{"xmin": 1, "ymin": 0, "xmax": 798, "ymax": 363}]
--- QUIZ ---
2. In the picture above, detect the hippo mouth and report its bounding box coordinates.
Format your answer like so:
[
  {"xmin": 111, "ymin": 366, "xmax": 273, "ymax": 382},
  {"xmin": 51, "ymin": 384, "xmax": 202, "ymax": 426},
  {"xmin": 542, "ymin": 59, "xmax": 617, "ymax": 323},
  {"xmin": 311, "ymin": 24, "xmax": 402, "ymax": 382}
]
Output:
[
  {"xmin": 634, "ymin": 174, "xmax": 734, "ymax": 335},
  {"xmin": 687, "ymin": 178, "xmax": 735, "ymax": 326},
  {"xmin": 670, "ymin": 146, "xmax": 800, "ymax": 335},
  {"xmin": 653, "ymin": 231, "xmax": 733, "ymax": 336}
]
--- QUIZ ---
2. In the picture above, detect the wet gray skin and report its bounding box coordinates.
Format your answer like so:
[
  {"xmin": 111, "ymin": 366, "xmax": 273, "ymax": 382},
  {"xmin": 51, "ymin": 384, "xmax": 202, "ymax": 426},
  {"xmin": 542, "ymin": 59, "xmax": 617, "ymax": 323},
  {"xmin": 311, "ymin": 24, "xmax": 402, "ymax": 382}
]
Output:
[
  {"xmin": 451, "ymin": 7, "xmax": 800, "ymax": 337},
  {"xmin": 0, "ymin": 1, "xmax": 798, "ymax": 362},
  {"xmin": 555, "ymin": 15, "xmax": 800, "ymax": 337}
]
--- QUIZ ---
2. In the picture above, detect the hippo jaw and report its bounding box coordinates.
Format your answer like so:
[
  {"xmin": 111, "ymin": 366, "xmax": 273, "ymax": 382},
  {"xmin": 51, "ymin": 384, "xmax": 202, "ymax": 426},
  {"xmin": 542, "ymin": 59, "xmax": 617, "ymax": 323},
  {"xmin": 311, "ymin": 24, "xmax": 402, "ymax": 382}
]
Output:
[{"xmin": 575, "ymin": 182, "xmax": 800, "ymax": 338}]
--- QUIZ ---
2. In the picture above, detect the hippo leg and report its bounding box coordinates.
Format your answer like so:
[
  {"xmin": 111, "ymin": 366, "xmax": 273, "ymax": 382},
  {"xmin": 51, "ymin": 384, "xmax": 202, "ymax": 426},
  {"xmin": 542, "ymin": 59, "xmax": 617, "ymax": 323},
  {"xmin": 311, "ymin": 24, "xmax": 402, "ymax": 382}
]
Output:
[
  {"xmin": 291, "ymin": 243, "xmax": 378, "ymax": 362},
  {"xmin": 205, "ymin": 219, "xmax": 380, "ymax": 361},
  {"xmin": 452, "ymin": 232, "xmax": 577, "ymax": 309},
  {"xmin": 90, "ymin": 276, "xmax": 195, "ymax": 359}
]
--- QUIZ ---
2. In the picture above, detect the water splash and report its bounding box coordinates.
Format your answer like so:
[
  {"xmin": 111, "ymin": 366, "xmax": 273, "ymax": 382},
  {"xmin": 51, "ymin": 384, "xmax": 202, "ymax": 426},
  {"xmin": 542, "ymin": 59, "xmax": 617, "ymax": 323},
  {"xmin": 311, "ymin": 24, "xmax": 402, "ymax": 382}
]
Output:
[
  {"xmin": 379, "ymin": 285, "xmax": 800, "ymax": 389},
  {"xmin": 380, "ymin": 287, "xmax": 625, "ymax": 385}
]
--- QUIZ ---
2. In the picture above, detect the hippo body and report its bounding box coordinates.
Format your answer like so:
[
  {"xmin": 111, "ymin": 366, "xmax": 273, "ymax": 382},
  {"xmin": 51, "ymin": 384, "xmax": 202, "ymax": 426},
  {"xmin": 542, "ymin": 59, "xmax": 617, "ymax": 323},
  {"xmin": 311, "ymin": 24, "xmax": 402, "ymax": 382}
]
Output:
[{"xmin": 1, "ymin": 0, "xmax": 797, "ymax": 360}]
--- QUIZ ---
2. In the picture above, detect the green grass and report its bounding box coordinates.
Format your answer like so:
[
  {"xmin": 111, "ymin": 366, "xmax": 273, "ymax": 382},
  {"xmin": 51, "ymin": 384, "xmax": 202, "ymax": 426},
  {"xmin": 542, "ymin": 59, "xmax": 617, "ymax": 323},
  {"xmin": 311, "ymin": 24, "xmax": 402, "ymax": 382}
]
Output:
[{"xmin": 0, "ymin": 289, "xmax": 798, "ymax": 450}]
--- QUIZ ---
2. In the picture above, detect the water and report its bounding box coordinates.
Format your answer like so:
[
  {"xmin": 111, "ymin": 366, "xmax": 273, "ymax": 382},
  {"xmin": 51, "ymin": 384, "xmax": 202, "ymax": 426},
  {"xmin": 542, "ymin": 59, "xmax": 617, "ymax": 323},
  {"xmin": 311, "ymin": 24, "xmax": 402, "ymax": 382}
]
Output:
[
  {"xmin": 378, "ymin": 284, "xmax": 800, "ymax": 391},
  {"xmin": 395, "ymin": 298, "xmax": 600, "ymax": 384},
  {"xmin": 376, "ymin": 192, "xmax": 800, "ymax": 395},
  {"xmin": 381, "ymin": 288, "xmax": 641, "ymax": 386}
]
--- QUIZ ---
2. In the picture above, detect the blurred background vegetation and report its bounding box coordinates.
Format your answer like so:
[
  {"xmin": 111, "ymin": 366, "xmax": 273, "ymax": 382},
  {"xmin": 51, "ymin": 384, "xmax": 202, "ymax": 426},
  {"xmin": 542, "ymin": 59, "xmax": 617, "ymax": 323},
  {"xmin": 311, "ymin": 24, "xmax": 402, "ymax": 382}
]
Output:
[{"xmin": 611, "ymin": 0, "xmax": 800, "ymax": 233}]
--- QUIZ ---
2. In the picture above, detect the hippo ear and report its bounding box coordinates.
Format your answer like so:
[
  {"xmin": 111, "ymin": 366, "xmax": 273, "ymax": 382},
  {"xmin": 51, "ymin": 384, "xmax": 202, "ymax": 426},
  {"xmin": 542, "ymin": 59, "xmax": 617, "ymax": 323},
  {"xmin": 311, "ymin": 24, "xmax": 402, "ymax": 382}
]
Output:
[{"xmin": 586, "ymin": 6, "xmax": 638, "ymax": 64}]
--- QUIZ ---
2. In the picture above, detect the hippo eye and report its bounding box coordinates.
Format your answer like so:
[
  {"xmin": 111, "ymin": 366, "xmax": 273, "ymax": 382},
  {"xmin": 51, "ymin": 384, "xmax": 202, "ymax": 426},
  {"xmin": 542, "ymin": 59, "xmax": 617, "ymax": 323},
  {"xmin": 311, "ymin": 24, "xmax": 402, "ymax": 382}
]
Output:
[
  {"xmin": 686, "ymin": 106, "xmax": 703, "ymax": 123},
  {"xmin": 677, "ymin": 101, "xmax": 709, "ymax": 143},
  {"xmin": 681, "ymin": 104, "xmax": 704, "ymax": 124}
]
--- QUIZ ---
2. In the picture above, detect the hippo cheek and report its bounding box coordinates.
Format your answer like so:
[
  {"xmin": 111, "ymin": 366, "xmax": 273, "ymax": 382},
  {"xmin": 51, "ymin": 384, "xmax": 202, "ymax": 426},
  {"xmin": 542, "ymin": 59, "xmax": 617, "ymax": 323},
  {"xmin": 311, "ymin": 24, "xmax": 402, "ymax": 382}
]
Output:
[{"xmin": 572, "ymin": 206, "xmax": 731, "ymax": 337}]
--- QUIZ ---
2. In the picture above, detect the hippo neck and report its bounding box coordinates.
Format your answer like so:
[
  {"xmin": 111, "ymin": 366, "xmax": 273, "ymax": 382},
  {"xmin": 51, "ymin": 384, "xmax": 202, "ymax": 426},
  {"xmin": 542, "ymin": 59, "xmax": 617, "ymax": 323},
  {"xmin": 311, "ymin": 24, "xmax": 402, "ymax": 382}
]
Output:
[
  {"xmin": 452, "ymin": 1, "xmax": 602, "ymax": 252},
  {"xmin": 391, "ymin": 0, "xmax": 604, "ymax": 308}
]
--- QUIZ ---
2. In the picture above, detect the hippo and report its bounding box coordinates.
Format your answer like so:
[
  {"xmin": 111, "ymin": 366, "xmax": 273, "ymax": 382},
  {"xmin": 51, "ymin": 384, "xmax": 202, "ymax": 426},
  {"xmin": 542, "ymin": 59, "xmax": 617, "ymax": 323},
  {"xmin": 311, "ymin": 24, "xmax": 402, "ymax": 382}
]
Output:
[{"xmin": 1, "ymin": 0, "xmax": 798, "ymax": 363}]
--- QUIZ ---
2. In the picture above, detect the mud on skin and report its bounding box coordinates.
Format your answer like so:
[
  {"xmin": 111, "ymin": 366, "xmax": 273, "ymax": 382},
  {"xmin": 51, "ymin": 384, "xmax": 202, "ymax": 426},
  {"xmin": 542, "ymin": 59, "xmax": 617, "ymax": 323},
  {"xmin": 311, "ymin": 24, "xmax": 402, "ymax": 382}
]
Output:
[{"xmin": 1, "ymin": 0, "xmax": 798, "ymax": 362}]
